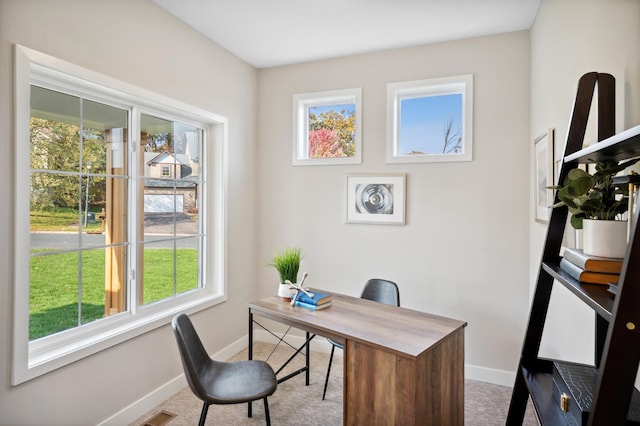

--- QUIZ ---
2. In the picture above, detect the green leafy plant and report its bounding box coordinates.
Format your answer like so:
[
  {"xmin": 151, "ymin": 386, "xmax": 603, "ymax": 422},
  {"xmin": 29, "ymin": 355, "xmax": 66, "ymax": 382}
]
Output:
[
  {"xmin": 550, "ymin": 159, "xmax": 639, "ymax": 229},
  {"xmin": 270, "ymin": 247, "xmax": 303, "ymax": 284}
]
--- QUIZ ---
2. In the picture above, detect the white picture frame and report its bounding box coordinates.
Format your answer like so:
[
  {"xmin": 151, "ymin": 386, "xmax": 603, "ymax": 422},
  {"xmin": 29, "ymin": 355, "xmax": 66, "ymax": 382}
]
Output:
[
  {"xmin": 346, "ymin": 174, "xmax": 406, "ymax": 225},
  {"xmin": 387, "ymin": 74, "xmax": 473, "ymax": 163},
  {"xmin": 534, "ymin": 128, "xmax": 554, "ymax": 224},
  {"xmin": 293, "ymin": 88, "xmax": 362, "ymax": 166}
]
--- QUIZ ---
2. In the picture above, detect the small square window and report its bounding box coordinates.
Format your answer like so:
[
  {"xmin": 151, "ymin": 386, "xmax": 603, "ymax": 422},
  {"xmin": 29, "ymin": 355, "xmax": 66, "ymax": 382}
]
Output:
[
  {"xmin": 293, "ymin": 88, "xmax": 362, "ymax": 166},
  {"xmin": 387, "ymin": 75, "xmax": 473, "ymax": 163}
]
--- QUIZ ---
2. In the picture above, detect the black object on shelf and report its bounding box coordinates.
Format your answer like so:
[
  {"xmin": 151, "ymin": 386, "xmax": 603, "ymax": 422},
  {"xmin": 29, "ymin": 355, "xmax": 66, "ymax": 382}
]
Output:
[{"xmin": 551, "ymin": 361, "xmax": 640, "ymax": 425}]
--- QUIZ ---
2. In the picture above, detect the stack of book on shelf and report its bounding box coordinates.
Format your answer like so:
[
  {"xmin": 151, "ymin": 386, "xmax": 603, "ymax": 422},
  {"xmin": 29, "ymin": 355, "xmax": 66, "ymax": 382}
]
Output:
[
  {"xmin": 294, "ymin": 290, "xmax": 332, "ymax": 310},
  {"xmin": 559, "ymin": 248, "xmax": 623, "ymax": 286}
]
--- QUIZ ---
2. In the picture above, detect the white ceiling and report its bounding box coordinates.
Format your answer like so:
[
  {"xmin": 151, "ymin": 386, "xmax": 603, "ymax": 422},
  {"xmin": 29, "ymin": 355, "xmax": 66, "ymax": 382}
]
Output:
[{"xmin": 153, "ymin": 0, "xmax": 540, "ymax": 69}]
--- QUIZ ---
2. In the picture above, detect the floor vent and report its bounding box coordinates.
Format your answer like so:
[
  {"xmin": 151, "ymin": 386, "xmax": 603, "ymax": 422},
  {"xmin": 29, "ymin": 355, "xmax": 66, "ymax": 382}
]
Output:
[{"xmin": 143, "ymin": 410, "xmax": 176, "ymax": 426}]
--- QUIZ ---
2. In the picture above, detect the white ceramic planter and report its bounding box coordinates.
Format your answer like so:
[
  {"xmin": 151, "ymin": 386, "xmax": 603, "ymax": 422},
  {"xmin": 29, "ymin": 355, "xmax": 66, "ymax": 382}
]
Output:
[
  {"xmin": 582, "ymin": 219, "xmax": 627, "ymax": 258},
  {"xmin": 278, "ymin": 283, "xmax": 292, "ymax": 299}
]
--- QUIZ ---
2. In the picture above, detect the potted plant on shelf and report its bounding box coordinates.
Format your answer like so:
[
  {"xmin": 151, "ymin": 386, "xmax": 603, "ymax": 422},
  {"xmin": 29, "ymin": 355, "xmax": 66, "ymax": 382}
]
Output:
[
  {"xmin": 550, "ymin": 159, "xmax": 639, "ymax": 257},
  {"xmin": 270, "ymin": 247, "xmax": 303, "ymax": 299}
]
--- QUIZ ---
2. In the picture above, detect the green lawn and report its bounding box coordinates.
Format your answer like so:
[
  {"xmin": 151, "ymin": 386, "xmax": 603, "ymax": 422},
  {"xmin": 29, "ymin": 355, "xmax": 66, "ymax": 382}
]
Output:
[
  {"xmin": 31, "ymin": 206, "xmax": 103, "ymax": 232},
  {"xmin": 30, "ymin": 248, "xmax": 198, "ymax": 340}
]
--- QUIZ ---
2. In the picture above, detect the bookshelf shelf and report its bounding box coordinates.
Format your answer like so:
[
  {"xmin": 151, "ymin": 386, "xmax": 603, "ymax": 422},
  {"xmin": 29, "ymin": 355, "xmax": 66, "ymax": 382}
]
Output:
[
  {"xmin": 507, "ymin": 72, "xmax": 640, "ymax": 425},
  {"xmin": 564, "ymin": 123, "xmax": 640, "ymax": 163},
  {"xmin": 542, "ymin": 262, "xmax": 614, "ymax": 320},
  {"xmin": 520, "ymin": 363, "xmax": 566, "ymax": 426}
]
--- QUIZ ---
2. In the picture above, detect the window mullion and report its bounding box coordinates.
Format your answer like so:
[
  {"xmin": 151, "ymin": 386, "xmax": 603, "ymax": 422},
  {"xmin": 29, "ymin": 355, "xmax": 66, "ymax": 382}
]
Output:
[
  {"xmin": 128, "ymin": 107, "xmax": 140, "ymax": 314},
  {"xmin": 77, "ymin": 97, "xmax": 84, "ymax": 327}
]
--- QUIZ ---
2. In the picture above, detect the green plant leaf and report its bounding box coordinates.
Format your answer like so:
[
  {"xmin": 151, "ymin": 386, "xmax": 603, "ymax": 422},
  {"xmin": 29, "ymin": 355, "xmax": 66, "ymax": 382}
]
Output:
[
  {"xmin": 570, "ymin": 214, "xmax": 584, "ymax": 229},
  {"xmin": 270, "ymin": 247, "xmax": 303, "ymax": 283},
  {"xmin": 551, "ymin": 160, "xmax": 638, "ymax": 229}
]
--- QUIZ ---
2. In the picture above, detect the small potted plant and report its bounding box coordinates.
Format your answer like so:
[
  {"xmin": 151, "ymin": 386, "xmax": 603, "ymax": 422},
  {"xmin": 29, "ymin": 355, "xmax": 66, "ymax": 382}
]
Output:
[
  {"xmin": 550, "ymin": 159, "xmax": 639, "ymax": 257},
  {"xmin": 270, "ymin": 247, "xmax": 303, "ymax": 299}
]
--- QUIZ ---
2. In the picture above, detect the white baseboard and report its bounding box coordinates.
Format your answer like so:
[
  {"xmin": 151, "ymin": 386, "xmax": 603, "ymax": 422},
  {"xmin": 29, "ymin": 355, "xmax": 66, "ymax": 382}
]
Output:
[
  {"xmin": 97, "ymin": 374, "xmax": 187, "ymax": 426},
  {"xmin": 465, "ymin": 364, "xmax": 516, "ymax": 387},
  {"xmin": 101, "ymin": 331, "xmax": 515, "ymax": 424}
]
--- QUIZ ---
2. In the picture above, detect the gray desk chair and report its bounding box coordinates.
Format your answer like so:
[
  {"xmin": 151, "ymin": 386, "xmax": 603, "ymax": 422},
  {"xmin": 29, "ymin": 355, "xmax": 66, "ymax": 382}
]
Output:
[
  {"xmin": 172, "ymin": 313, "xmax": 277, "ymax": 426},
  {"xmin": 322, "ymin": 278, "xmax": 400, "ymax": 400}
]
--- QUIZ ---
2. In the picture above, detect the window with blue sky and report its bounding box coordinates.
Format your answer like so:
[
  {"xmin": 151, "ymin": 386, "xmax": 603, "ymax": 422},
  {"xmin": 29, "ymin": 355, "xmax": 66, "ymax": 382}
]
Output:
[
  {"xmin": 387, "ymin": 75, "xmax": 473, "ymax": 163},
  {"xmin": 399, "ymin": 93, "xmax": 462, "ymax": 155}
]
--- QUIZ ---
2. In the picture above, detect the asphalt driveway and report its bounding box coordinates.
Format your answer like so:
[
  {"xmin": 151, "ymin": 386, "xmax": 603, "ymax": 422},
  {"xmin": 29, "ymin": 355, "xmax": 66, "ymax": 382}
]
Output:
[{"xmin": 31, "ymin": 212, "xmax": 198, "ymax": 250}]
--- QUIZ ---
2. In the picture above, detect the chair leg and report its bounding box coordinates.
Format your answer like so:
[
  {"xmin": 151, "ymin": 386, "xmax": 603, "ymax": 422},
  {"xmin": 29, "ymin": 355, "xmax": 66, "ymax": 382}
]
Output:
[
  {"xmin": 322, "ymin": 345, "xmax": 336, "ymax": 400},
  {"xmin": 198, "ymin": 402, "xmax": 210, "ymax": 426},
  {"xmin": 263, "ymin": 397, "xmax": 271, "ymax": 426}
]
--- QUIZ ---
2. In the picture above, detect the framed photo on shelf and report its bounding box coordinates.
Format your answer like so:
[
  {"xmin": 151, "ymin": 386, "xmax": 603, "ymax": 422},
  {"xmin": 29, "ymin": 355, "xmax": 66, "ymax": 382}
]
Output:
[
  {"xmin": 534, "ymin": 128, "xmax": 554, "ymax": 224},
  {"xmin": 346, "ymin": 174, "xmax": 406, "ymax": 225}
]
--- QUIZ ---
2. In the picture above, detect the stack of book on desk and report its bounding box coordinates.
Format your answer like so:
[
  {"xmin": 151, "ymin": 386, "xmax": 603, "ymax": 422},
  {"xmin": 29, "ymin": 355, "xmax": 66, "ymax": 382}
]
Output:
[
  {"xmin": 294, "ymin": 291, "xmax": 332, "ymax": 310},
  {"xmin": 559, "ymin": 248, "xmax": 623, "ymax": 285}
]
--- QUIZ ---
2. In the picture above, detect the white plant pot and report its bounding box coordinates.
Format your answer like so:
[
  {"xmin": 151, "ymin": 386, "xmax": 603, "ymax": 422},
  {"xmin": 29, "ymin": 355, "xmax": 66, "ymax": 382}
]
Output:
[
  {"xmin": 278, "ymin": 283, "xmax": 292, "ymax": 299},
  {"xmin": 582, "ymin": 219, "xmax": 627, "ymax": 258}
]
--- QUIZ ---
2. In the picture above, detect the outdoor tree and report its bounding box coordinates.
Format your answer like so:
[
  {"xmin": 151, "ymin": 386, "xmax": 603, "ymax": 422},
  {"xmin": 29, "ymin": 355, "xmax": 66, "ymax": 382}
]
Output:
[
  {"xmin": 144, "ymin": 131, "xmax": 173, "ymax": 153},
  {"xmin": 309, "ymin": 127, "xmax": 343, "ymax": 158},
  {"xmin": 30, "ymin": 117, "xmax": 106, "ymax": 210},
  {"xmin": 308, "ymin": 108, "xmax": 355, "ymax": 158},
  {"xmin": 442, "ymin": 118, "xmax": 462, "ymax": 154}
]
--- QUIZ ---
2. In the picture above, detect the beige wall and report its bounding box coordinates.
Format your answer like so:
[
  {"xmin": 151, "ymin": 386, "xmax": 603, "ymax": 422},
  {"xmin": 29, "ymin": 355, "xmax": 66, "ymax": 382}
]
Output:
[
  {"xmin": 530, "ymin": 0, "xmax": 640, "ymax": 362},
  {"xmin": 1, "ymin": 0, "xmax": 637, "ymax": 423},
  {"xmin": 0, "ymin": 0, "xmax": 258, "ymax": 424},
  {"xmin": 257, "ymin": 32, "xmax": 531, "ymax": 381}
]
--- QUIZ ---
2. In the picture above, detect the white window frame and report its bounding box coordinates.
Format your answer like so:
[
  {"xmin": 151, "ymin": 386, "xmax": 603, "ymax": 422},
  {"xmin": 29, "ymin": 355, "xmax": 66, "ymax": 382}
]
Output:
[
  {"xmin": 13, "ymin": 45, "xmax": 228, "ymax": 385},
  {"xmin": 292, "ymin": 88, "xmax": 362, "ymax": 166},
  {"xmin": 387, "ymin": 75, "xmax": 473, "ymax": 163}
]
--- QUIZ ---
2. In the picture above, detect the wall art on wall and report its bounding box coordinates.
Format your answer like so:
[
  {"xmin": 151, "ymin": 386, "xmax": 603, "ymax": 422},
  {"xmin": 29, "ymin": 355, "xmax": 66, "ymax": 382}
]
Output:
[
  {"xmin": 293, "ymin": 88, "xmax": 362, "ymax": 166},
  {"xmin": 346, "ymin": 174, "xmax": 406, "ymax": 225},
  {"xmin": 534, "ymin": 128, "xmax": 554, "ymax": 224},
  {"xmin": 387, "ymin": 74, "xmax": 473, "ymax": 163}
]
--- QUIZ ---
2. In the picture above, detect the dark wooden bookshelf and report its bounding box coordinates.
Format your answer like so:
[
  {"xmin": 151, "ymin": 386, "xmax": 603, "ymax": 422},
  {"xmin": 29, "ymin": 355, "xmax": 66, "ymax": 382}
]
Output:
[
  {"xmin": 564, "ymin": 124, "xmax": 640, "ymax": 164},
  {"xmin": 507, "ymin": 72, "xmax": 640, "ymax": 425}
]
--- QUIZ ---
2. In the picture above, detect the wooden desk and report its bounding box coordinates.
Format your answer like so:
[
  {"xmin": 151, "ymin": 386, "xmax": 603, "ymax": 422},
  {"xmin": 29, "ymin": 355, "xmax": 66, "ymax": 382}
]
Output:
[{"xmin": 248, "ymin": 291, "xmax": 467, "ymax": 425}]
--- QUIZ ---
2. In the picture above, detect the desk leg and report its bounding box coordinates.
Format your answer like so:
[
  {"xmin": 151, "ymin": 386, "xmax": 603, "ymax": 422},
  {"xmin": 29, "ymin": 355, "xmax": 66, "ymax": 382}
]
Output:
[
  {"xmin": 306, "ymin": 331, "xmax": 310, "ymax": 386},
  {"xmin": 248, "ymin": 309, "xmax": 253, "ymax": 418}
]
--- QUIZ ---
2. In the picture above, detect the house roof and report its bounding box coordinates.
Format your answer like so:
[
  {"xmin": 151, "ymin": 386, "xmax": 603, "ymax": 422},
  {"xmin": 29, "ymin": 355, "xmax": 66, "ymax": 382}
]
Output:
[{"xmin": 146, "ymin": 151, "xmax": 189, "ymax": 166}]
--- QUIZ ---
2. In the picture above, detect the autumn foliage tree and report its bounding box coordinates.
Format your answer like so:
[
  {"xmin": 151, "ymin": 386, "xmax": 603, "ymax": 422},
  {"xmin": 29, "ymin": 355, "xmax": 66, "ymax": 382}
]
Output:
[
  {"xmin": 309, "ymin": 127, "xmax": 343, "ymax": 158},
  {"xmin": 308, "ymin": 108, "xmax": 355, "ymax": 158}
]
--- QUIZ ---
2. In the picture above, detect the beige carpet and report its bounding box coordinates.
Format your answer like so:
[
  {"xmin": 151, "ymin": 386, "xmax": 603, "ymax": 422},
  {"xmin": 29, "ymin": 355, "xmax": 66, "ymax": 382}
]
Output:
[{"xmin": 131, "ymin": 342, "xmax": 538, "ymax": 425}]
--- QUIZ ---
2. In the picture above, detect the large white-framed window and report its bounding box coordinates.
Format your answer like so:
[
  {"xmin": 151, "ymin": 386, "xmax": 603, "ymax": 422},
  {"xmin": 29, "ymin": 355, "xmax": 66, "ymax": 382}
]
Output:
[
  {"xmin": 13, "ymin": 45, "xmax": 228, "ymax": 384},
  {"xmin": 292, "ymin": 88, "xmax": 362, "ymax": 166},
  {"xmin": 387, "ymin": 75, "xmax": 473, "ymax": 163}
]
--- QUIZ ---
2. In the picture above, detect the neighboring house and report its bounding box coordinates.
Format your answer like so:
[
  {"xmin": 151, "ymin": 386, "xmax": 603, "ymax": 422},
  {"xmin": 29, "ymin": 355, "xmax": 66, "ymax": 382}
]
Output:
[
  {"xmin": 144, "ymin": 151, "xmax": 199, "ymax": 213},
  {"xmin": 146, "ymin": 151, "xmax": 193, "ymax": 179}
]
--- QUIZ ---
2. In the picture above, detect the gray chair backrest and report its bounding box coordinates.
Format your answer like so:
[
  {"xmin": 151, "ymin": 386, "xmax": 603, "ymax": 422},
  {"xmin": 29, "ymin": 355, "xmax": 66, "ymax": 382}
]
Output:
[
  {"xmin": 360, "ymin": 278, "xmax": 400, "ymax": 306},
  {"xmin": 172, "ymin": 313, "xmax": 218, "ymax": 400}
]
